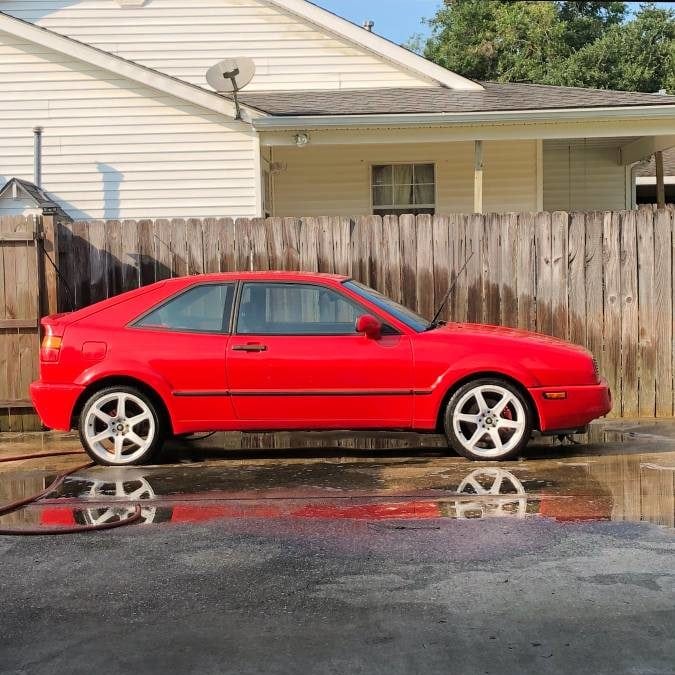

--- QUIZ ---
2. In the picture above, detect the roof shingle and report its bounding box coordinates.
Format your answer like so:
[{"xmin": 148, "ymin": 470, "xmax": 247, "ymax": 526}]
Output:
[{"xmin": 238, "ymin": 82, "xmax": 675, "ymax": 117}]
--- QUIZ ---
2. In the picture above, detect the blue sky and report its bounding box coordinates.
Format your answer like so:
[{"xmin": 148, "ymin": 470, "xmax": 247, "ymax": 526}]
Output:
[
  {"xmin": 313, "ymin": 0, "xmax": 440, "ymax": 45},
  {"xmin": 313, "ymin": 1, "xmax": 654, "ymax": 46}
]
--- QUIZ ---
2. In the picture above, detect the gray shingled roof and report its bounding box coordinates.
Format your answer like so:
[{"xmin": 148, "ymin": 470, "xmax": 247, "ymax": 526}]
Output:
[
  {"xmin": 0, "ymin": 178, "xmax": 71, "ymax": 219},
  {"xmin": 238, "ymin": 82, "xmax": 675, "ymax": 116},
  {"xmin": 634, "ymin": 148, "xmax": 675, "ymax": 177}
]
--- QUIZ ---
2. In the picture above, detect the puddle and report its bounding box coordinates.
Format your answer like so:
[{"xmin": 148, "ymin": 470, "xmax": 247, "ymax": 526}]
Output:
[{"xmin": 2, "ymin": 450, "xmax": 672, "ymax": 531}]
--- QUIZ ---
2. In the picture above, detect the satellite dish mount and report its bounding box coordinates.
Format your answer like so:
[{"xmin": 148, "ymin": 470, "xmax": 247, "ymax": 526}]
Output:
[
  {"xmin": 206, "ymin": 57, "xmax": 256, "ymax": 121},
  {"xmin": 223, "ymin": 65, "xmax": 242, "ymax": 119}
]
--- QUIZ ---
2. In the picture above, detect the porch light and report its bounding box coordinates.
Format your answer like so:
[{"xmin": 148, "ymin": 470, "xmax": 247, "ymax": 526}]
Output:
[{"xmin": 294, "ymin": 132, "xmax": 310, "ymax": 148}]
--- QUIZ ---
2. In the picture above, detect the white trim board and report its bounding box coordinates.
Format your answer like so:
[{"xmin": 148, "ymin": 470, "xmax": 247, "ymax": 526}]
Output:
[
  {"xmin": 636, "ymin": 176, "xmax": 675, "ymax": 185},
  {"xmin": 265, "ymin": 0, "xmax": 483, "ymax": 91}
]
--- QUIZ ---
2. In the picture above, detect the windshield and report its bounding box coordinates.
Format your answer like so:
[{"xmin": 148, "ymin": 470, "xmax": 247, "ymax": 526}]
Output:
[{"xmin": 343, "ymin": 280, "xmax": 431, "ymax": 333}]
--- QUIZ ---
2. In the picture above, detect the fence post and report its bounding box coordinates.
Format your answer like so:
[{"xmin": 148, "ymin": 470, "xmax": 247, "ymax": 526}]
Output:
[{"xmin": 39, "ymin": 213, "xmax": 59, "ymax": 317}]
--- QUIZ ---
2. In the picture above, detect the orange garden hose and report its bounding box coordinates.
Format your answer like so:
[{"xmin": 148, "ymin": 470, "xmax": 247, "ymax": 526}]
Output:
[{"xmin": 0, "ymin": 451, "xmax": 142, "ymax": 536}]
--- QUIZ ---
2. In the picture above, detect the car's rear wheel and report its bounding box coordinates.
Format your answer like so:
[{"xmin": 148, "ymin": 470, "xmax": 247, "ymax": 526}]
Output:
[
  {"xmin": 444, "ymin": 378, "xmax": 532, "ymax": 461},
  {"xmin": 79, "ymin": 386, "xmax": 164, "ymax": 466}
]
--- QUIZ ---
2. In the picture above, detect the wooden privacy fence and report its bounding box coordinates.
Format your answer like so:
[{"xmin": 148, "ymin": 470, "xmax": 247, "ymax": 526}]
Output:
[
  {"xmin": 56, "ymin": 209, "xmax": 675, "ymax": 421},
  {"xmin": 0, "ymin": 215, "xmax": 41, "ymax": 430}
]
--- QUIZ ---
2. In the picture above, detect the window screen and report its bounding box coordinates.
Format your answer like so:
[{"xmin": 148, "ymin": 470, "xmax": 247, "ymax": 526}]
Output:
[
  {"xmin": 237, "ymin": 283, "xmax": 363, "ymax": 335},
  {"xmin": 136, "ymin": 284, "xmax": 234, "ymax": 333},
  {"xmin": 372, "ymin": 163, "xmax": 435, "ymax": 216}
]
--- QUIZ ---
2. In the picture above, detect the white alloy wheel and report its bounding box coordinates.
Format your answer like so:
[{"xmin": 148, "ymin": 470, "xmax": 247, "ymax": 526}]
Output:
[
  {"xmin": 80, "ymin": 475, "xmax": 158, "ymax": 525},
  {"xmin": 82, "ymin": 389, "xmax": 159, "ymax": 465},
  {"xmin": 446, "ymin": 380, "xmax": 531, "ymax": 460},
  {"xmin": 455, "ymin": 468, "xmax": 528, "ymax": 519}
]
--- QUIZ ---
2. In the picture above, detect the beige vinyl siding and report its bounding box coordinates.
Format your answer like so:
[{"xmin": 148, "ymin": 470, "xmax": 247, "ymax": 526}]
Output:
[
  {"xmin": 1, "ymin": 0, "xmax": 433, "ymax": 91},
  {"xmin": 0, "ymin": 30, "xmax": 257, "ymax": 219},
  {"xmin": 543, "ymin": 140, "xmax": 627, "ymax": 211},
  {"xmin": 271, "ymin": 140, "xmax": 538, "ymax": 217}
]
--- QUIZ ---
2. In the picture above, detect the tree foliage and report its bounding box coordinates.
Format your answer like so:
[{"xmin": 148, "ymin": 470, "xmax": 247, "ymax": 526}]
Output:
[{"xmin": 412, "ymin": 1, "xmax": 674, "ymax": 93}]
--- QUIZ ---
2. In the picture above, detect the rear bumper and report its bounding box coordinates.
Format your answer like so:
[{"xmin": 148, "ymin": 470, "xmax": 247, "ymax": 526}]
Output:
[
  {"xmin": 530, "ymin": 379, "xmax": 612, "ymax": 433},
  {"xmin": 30, "ymin": 381, "xmax": 85, "ymax": 431}
]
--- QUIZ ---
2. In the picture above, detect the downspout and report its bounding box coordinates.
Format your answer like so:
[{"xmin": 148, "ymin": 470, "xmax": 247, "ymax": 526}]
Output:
[{"xmin": 33, "ymin": 126, "xmax": 43, "ymax": 188}]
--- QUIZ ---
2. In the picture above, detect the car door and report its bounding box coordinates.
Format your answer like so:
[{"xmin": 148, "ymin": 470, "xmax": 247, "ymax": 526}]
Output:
[
  {"xmin": 130, "ymin": 282, "xmax": 235, "ymax": 427},
  {"xmin": 226, "ymin": 281, "xmax": 414, "ymax": 426}
]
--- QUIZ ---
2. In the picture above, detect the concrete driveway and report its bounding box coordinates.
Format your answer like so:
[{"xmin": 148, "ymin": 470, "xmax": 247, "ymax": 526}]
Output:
[{"xmin": 0, "ymin": 423, "xmax": 673, "ymax": 674}]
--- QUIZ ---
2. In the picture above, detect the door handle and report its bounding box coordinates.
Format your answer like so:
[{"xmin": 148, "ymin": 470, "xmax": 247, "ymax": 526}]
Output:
[{"xmin": 232, "ymin": 343, "xmax": 268, "ymax": 353}]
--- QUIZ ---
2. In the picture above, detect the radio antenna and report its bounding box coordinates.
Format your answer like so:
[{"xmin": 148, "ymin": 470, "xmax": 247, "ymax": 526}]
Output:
[{"xmin": 429, "ymin": 248, "xmax": 475, "ymax": 328}]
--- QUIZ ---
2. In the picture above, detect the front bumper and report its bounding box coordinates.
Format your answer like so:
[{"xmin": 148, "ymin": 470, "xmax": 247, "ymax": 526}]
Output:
[
  {"xmin": 30, "ymin": 381, "xmax": 85, "ymax": 431},
  {"xmin": 530, "ymin": 378, "xmax": 612, "ymax": 433}
]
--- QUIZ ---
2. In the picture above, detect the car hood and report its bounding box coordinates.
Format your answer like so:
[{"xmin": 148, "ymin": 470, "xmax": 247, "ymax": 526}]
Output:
[{"xmin": 436, "ymin": 322, "xmax": 590, "ymax": 354}]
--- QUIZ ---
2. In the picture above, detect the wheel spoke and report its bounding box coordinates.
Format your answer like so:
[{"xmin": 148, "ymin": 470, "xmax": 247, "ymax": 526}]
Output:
[
  {"xmin": 463, "ymin": 476, "xmax": 488, "ymax": 495},
  {"xmin": 456, "ymin": 413, "xmax": 481, "ymax": 425},
  {"xmin": 498, "ymin": 419, "xmax": 522, "ymax": 430},
  {"xmin": 466, "ymin": 427, "xmax": 486, "ymax": 449},
  {"xmin": 128, "ymin": 485, "xmax": 151, "ymax": 501},
  {"xmin": 117, "ymin": 394, "xmax": 127, "ymax": 418},
  {"xmin": 127, "ymin": 413, "xmax": 150, "ymax": 428},
  {"xmin": 489, "ymin": 473, "xmax": 503, "ymax": 494},
  {"xmin": 492, "ymin": 393, "xmax": 512, "ymax": 416},
  {"xmin": 113, "ymin": 435, "xmax": 124, "ymax": 460},
  {"xmin": 125, "ymin": 431, "xmax": 146, "ymax": 449},
  {"xmin": 488, "ymin": 429, "xmax": 503, "ymax": 450},
  {"xmin": 474, "ymin": 390, "xmax": 488, "ymax": 414},
  {"xmin": 93, "ymin": 408, "xmax": 112, "ymax": 423},
  {"xmin": 90, "ymin": 430, "xmax": 113, "ymax": 444}
]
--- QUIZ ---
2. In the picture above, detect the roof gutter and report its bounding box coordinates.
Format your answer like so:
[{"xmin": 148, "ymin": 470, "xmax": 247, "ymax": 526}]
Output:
[{"xmin": 252, "ymin": 104, "xmax": 675, "ymax": 131}]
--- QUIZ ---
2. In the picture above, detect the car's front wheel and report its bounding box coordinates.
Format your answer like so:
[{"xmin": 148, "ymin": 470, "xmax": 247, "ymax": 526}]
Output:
[
  {"xmin": 444, "ymin": 378, "xmax": 532, "ymax": 461},
  {"xmin": 79, "ymin": 386, "xmax": 164, "ymax": 466}
]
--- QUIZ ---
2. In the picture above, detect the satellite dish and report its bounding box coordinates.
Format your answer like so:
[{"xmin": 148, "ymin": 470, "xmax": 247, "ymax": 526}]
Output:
[
  {"xmin": 206, "ymin": 57, "xmax": 256, "ymax": 93},
  {"xmin": 206, "ymin": 57, "xmax": 256, "ymax": 121}
]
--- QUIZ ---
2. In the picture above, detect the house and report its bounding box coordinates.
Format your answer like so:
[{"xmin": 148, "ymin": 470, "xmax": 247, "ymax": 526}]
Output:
[
  {"xmin": 634, "ymin": 148, "xmax": 675, "ymax": 205},
  {"xmin": 0, "ymin": 0, "xmax": 674, "ymax": 221},
  {"xmin": 0, "ymin": 176, "xmax": 70, "ymax": 218}
]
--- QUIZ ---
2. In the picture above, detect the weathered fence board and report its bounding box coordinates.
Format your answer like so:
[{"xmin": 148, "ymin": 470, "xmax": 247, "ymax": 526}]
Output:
[
  {"xmin": 32, "ymin": 207, "xmax": 675, "ymax": 422},
  {"xmin": 0, "ymin": 215, "xmax": 41, "ymax": 431}
]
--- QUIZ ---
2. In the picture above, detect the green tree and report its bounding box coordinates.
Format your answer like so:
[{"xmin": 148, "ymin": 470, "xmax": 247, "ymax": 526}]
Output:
[
  {"xmin": 413, "ymin": 1, "xmax": 675, "ymax": 93},
  {"xmin": 553, "ymin": 5, "xmax": 675, "ymax": 92}
]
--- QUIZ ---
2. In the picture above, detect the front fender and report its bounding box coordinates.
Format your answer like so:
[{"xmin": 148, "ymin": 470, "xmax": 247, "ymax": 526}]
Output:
[{"xmin": 413, "ymin": 356, "xmax": 540, "ymax": 429}]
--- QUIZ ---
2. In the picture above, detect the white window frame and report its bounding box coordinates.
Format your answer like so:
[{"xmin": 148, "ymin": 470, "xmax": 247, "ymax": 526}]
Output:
[{"xmin": 370, "ymin": 161, "xmax": 437, "ymax": 216}]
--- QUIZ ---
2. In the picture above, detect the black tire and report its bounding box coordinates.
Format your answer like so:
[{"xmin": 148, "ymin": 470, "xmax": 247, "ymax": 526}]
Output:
[
  {"xmin": 78, "ymin": 385, "xmax": 165, "ymax": 466},
  {"xmin": 443, "ymin": 378, "xmax": 533, "ymax": 461}
]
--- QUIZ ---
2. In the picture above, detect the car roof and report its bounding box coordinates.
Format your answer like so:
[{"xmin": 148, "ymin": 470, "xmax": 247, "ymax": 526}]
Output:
[{"xmin": 165, "ymin": 271, "xmax": 350, "ymax": 285}]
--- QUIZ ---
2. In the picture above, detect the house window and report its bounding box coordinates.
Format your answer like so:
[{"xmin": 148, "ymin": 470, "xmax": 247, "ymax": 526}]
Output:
[{"xmin": 371, "ymin": 163, "xmax": 435, "ymax": 216}]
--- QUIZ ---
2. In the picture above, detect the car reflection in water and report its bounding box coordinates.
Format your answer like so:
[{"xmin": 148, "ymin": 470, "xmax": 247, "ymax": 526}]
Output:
[{"xmin": 40, "ymin": 465, "xmax": 612, "ymax": 528}]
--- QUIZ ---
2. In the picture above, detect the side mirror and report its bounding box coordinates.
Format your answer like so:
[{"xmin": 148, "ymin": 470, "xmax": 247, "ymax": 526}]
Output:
[{"xmin": 355, "ymin": 314, "xmax": 382, "ymax": 340}]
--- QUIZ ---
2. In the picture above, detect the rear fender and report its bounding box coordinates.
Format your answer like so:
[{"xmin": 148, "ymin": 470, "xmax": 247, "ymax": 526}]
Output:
[{"xmin": 74, "ymin": 362, "xmax": 174, "ymax": 411}]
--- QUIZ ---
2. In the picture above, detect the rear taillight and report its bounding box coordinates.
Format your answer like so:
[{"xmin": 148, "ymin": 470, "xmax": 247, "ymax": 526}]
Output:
[{"xmin": 40, "ymin": 335, "xmax": 62, "ymax": 363}]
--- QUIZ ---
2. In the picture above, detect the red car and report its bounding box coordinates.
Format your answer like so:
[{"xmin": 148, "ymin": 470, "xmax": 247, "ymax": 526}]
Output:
[{"xmin": 30, "ymin": 272, "xmax": 611, "ymax": 466}]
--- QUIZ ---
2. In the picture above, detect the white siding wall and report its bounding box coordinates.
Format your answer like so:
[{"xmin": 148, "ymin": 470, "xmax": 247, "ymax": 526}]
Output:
[
  {"xmin": 271, "ymin": 140, "xmax": 538, "ymax": 216},
  {"xmin": 0, "ymin": 30, "xmax": 258, "ymax": 219},
  {"xmin": 0, "ymin": 0, "xmax": 433, "ymax": 91},
  {"xmin": 543, "ymin": 140, "xmax": 627, "ymax": 211}
]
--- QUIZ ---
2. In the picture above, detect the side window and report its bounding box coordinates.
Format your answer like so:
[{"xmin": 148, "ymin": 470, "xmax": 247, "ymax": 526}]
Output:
[
  {"xmin": 237, "ymin": 283, "xmax": 363, "ymax": 335},
  {"xmin": 136, "ymin": 284, "xmax": 234, "ymax": 333}
]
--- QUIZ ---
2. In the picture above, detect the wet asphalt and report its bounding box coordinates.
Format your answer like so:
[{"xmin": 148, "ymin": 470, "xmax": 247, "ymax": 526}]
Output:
[{"xmin": 0, "ymin": 423, "xmax": 673, "ymax": 674}]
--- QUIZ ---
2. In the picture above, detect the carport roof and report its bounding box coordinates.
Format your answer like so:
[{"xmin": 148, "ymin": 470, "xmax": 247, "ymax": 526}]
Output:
[{"xmin": 237, "ymin": 83, "xmax": 675, "ymax": 116}]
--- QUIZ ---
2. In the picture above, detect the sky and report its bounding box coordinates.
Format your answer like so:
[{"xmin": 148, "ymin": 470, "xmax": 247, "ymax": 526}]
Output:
[
  {"xmin": 312, "ymin": 1, "xmax": 657, "ymax": 47},
  {"xmin": 313, "ymin": 0, "xmax": 440, "ymax": 45}
]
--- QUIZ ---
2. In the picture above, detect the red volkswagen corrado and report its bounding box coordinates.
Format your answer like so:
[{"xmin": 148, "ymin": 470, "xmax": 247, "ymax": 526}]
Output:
[{"xmin": 30, "ymin": 272, "xmax": 611, "ymax": 466}]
